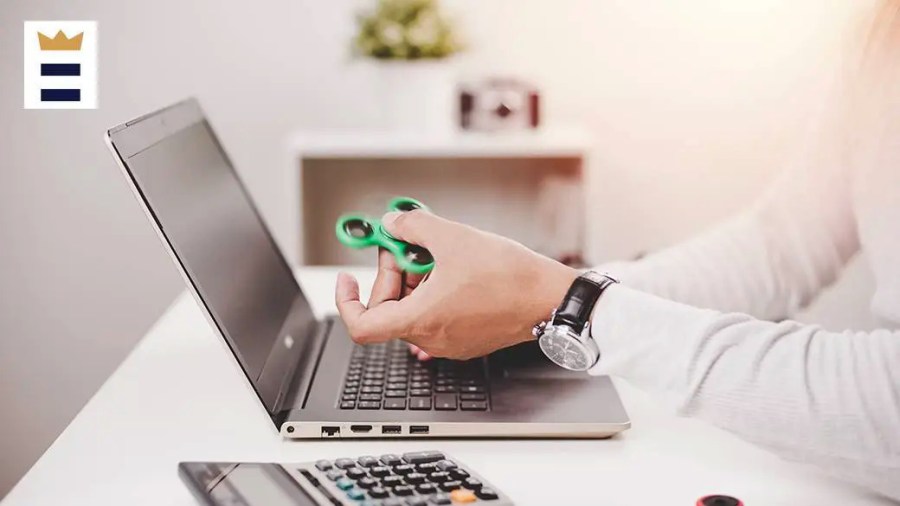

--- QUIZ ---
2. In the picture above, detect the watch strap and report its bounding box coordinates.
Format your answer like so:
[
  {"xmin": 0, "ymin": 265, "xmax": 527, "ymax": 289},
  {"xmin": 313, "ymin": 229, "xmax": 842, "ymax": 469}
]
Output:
[{"xmin": 552, "ymin": 272, "xmax": 618, "ymax": 332}]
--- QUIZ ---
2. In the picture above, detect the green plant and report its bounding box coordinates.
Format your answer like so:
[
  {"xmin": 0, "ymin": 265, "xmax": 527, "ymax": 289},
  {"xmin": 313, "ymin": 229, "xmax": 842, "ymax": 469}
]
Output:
[{"xmin": 354, "ymin": 0, "xmax": 461, "ymax": 60}]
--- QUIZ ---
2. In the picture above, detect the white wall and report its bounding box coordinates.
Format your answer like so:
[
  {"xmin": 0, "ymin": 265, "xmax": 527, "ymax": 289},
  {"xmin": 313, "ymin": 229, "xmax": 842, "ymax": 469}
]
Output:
[{"xmin": 0, "ymin": 0, "xmax": 877, "ymax": 498}]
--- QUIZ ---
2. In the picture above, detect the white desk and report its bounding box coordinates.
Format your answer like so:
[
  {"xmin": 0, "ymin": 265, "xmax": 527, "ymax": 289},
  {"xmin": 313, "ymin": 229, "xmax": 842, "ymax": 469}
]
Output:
[{"xmin": 4, "ymin": 268, "xmax": 891, "ymax": 505}]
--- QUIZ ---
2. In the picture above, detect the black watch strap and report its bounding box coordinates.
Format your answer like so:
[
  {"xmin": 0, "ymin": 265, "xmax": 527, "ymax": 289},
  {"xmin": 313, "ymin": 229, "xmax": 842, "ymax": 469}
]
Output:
[{"xmin": 552, "ymin": 272, "xmax": 618, "ymax": 332}]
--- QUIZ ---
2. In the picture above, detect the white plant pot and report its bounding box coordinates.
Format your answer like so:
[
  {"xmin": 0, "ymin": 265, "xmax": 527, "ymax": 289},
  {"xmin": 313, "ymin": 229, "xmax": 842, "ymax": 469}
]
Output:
[{"xmin": 369, "ymin": 59, "xmax": 458, "ymax": 133}]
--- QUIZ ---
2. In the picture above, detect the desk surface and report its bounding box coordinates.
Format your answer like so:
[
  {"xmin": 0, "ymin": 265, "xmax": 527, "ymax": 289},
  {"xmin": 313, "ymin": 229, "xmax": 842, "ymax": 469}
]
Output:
[{"xmin": 4, "ymin": 268, "xmax": 891, "ymax": 505}]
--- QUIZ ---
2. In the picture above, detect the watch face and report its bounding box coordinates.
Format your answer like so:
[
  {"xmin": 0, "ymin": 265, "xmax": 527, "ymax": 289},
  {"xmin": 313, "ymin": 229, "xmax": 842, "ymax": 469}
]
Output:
[{"xmin": 538, "ymin": 327, "xmax": 592, "ymax": 371}]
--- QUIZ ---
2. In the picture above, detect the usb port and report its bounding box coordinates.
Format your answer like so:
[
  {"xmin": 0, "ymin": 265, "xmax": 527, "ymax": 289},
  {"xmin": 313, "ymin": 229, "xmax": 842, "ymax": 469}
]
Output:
[
  {"xmin": 381, "ymin": 425, "xmax": 401, "ymax": 434},
  {"xmin": 350, "ymin": 425, "xmax": 373, "ymax": 433},
  {"xmin": 409, "ymin": 425, "xmax": 429, "ymax": 435},
  {"xmin": 321, "ymin": 426, "xmax": 340, "ymax": 438}
]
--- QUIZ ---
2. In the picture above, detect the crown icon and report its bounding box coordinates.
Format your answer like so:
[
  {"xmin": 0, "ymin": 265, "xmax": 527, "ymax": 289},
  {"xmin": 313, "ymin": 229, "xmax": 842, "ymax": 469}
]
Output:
[{"xmin": 38, "ymin": 30, "xmax": 83, "ymax": 51}]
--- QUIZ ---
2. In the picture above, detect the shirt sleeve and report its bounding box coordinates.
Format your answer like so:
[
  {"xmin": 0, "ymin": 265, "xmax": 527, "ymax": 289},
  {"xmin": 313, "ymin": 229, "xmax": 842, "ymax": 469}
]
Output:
[
  {"xmin": 589, "ymin": 285, "xmax": 900, "ymax": 500},
  {"xmin": 596, "ymin": 74, "xmax": 860, "ymax": 320}
]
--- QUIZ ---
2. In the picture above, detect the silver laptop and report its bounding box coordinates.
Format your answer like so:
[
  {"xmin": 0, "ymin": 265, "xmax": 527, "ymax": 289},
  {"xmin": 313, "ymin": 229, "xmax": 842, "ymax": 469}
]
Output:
[{"xmin": 105, "ymin": 98, "xmax": 630, "ymax": 439}]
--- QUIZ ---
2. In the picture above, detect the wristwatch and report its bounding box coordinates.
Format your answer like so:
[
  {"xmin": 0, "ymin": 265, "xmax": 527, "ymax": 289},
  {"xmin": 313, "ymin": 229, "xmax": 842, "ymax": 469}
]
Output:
[{"xmin": 533, "ymin": 271, "xmax": 618, "ymax": 371}]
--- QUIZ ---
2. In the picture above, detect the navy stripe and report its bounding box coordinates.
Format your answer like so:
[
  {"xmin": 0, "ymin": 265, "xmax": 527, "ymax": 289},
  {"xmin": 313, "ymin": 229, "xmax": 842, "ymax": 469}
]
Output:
[
  {"xmin": 41, "ymin": 63, "xmax": 81, "ymax": 76},
  {"xmin": 41, "ymin": 89, "xmax": 81, "ymax": 102}
]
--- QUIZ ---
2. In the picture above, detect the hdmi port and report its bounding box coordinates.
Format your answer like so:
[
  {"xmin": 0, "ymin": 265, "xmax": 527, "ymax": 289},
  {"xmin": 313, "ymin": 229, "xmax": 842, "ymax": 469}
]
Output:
[
  {"xmin": 350, "ymin": 425, "xmax": 373, "ymax": 433},
  {"xmin": 381, "ymin": 425, "xmax": 402, "ymax": 434}
]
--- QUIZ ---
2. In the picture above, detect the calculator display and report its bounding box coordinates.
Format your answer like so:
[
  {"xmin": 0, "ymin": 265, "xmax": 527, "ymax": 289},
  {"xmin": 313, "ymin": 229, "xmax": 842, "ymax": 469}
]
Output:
[{"xmin": 205, "ymin": 464, "xmax": 317, "ymax": 506}]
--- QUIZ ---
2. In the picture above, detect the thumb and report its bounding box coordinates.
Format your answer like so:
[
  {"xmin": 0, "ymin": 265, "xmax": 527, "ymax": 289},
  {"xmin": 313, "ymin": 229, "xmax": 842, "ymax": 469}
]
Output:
[{"xmin": 381, "ymin": 209, "xmax": 455, "ymax": 250}]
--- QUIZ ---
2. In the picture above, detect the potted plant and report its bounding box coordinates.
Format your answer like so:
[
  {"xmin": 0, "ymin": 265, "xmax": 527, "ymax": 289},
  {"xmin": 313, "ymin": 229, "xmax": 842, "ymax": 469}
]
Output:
[{"xmin": 353, "ymin": 0, "xmax": 463, "ymax": 132}]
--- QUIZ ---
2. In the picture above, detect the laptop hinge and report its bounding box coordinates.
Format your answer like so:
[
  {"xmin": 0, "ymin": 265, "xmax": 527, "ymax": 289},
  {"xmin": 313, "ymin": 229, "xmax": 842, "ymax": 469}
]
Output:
[{"xmin": 273, "ymin": 317, "xmax": 332, "ymax": 417}]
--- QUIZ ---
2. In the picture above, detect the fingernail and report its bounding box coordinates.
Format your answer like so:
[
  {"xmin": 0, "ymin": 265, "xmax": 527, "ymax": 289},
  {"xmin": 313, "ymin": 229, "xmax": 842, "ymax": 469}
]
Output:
[{"xmin": 382, "ymin": 211, "xmax": 401, "ymax": 227}]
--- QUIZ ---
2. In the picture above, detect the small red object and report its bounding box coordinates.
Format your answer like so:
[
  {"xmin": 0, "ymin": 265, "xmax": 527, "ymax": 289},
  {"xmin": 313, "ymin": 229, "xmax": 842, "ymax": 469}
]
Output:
[{"xmin": 697, "ymin": 495, "xmax": 744, "ymax": 506}]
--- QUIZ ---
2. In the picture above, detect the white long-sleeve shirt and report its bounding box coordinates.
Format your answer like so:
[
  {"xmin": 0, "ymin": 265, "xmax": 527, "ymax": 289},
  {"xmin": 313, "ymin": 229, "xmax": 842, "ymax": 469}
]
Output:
[{"xmin": 588, "ymin": 8, "xmax": 900, "ymax": 500}]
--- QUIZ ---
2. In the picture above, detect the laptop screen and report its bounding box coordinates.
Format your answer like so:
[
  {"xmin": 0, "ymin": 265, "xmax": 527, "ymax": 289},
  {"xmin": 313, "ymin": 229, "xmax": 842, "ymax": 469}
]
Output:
[{"xmin": 108, "ymin": 100, "xmax": 315, "ymax": 389}]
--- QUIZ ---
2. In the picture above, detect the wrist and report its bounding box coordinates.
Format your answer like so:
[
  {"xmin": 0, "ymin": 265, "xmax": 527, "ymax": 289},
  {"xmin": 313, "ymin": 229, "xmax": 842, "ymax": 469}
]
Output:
[{"xmin": 523, "ymin": 261, "xmax": 580, "ymax": 337}]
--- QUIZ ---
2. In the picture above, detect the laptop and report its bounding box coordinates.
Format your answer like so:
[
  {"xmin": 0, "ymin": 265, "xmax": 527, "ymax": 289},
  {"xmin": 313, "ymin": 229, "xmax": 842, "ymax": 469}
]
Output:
[{"xmin": 105, "ymin": 98, "xmax": 630, "ymax": 439}]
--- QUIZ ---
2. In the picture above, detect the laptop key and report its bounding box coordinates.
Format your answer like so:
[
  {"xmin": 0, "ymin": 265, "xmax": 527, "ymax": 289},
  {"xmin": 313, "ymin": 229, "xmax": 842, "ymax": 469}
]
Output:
[
  {"xmin": 360, "ymin": 393, "xmax": 382, "ymax": 401},
  {"xmin": 361, "ymin": 386, "xmax": 383, "ymax": 393},
  {"xmin": 435, "ymin": 385, "xmax": 457, "ymax": 393},
  {"xmin": 409, "ymin": 397, "xmax": 432, "ymax": 410},
  {"xmin": 409, "ymin": 389, "xmax": 431, "ymax": 397},
  {"xmin": 385, "ymin": 390, "xmax": 407, "ymax": 398},
  {"xmin": 358, "ymin": 401, "xmax": 381, "ymax": 409},
  {"xmin": 459, "ymin": 386, "xmax": 484, "ymax": 394},
  {"xmin": 383, "ymin": 398, "xmax": 406, "ymax": 410},
  {"xmin": 434, "ymin": 394, "xmax": 458, "ymax": 411},
  {"xmin": 459, "ymin": 393, "xmax": 485, "ymax": 401},
  {"xmin": 340, "ymin": 401, "xmax": 356, "ymax": 409},
  {"xmin": 460, "ymin": 401, "xmax": 487, "ymax": 411}
]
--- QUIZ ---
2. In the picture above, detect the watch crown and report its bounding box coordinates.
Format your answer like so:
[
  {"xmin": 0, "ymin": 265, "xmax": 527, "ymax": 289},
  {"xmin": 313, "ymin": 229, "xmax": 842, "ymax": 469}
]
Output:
[{"xmin": 532, "ymin": 321, "xmax": 546, "ymax": 338}]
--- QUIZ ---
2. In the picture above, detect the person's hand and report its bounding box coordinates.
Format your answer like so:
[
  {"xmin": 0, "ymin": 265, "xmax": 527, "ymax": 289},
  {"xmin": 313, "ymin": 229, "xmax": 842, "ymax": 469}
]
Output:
[{"xmin": 334, "ymin": 210, "xmax": 579, "ymax": 360}]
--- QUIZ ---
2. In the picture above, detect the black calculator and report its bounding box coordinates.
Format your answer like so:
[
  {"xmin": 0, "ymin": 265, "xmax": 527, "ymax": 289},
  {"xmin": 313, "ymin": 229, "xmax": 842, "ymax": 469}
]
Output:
[{"xmin": 179, "ymin": 450, "xmax": 514, "ymax": 506}]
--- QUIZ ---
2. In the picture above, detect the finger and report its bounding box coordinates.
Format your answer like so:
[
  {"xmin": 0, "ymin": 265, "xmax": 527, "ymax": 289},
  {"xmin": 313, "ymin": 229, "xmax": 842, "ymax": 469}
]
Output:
[
  {"xmin": 381, "ymin": 209, "xmax": 455, "ymax": 251},
  {"xmin": 416, "ymin": 350, "xmax": 432, "ymax": 361},
  {"xmin": 336, "ymin": 273, "xmax": 417, "ymax": 344},
  {"xmin": 367, "ymin": 248, "xmax": 402, "ymax": 307}
]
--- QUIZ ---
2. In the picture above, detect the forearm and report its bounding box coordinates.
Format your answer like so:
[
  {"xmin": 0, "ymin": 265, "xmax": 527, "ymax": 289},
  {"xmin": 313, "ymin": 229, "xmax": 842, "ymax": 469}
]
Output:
[{"xmin": 589, "ymin": 285, "xmax": 900, "ymax": 499}]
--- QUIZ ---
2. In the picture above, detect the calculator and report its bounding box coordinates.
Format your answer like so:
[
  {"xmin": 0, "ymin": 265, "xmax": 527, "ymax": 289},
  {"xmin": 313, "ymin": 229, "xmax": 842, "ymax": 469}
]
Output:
[{"xmin": 179, "ymin": 450, "xmax": 514, "ymax": 506}]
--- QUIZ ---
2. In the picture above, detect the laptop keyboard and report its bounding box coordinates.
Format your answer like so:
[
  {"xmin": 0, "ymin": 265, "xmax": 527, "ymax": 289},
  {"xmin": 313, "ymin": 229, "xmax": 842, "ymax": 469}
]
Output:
[{"xmin": 339, "ymin": 340, "xmax": 489, "ymax": 411}]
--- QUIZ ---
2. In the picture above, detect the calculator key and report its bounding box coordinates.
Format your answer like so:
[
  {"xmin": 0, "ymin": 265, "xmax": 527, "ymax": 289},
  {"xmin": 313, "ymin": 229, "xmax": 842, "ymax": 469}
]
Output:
[
  {"xmin": 340, "ymin": 401, "xmax": 356, "ymax": 409},
  {"xmin": 370, "ymin": 466, "xmax": 391, "ymax": 477},
  {"xmin": 409, "ymin": 397, "xmax": 432, "ymax": 410},
  {"xmin": 406, "ymin": 497, "xmax": 428, "ymax": 506},
  {"xmin": 384, "ymin": 398, "xmax": 407, "ymax": 410},
  {"xmin": 382, "ymin": 475, "xmax": 404, "ymax": 487},
  {"xmin": 439, "ymin": 480, "xmax": 462, "ymax": 492},
  {"xmin": 428, "ymin": 471, "xmax": 450, "ymax": 483},
  {"xmin": 369, "ymin": 486, "xmax": 390, "ymax": 498},
  {"xmin": 380, "ymin": 454, "xmax": 403, "ymax": 466},
  {"xmin": 436, "ymin": 460, "xmax": 457, "ymax": 471},
  {"xmin": 383, "ymin": 498, "xmax": 404, "ymax": 506},
  {"xmin": 347, "ymin": 488, "xmax": 366, "ymax": 501},
  {"xmin": 315, "ymin": 459, "xmax": 333, "ymax": 471},
  {"xmin": 358, "ymin": 477, "xmax": 378, "ymax": 489},
  {"xmin": 416, "ymin": 483, "xmax": 438, "ymax": 494},
  {"xmin": 392, "ymin": 464, "xmax": 415, "ymax": 476},
  {"xmin": 416, "ymin": 462, "xmax": 438, "ymax": 472},
  {"xmin": 346, "ymin": 467, "xmax": 367, "ymax": 479},
  {"xmin": 475, "ymin": 487, "xmax": 499, "ymax": 500},
  {"xmin": 460, "ymin": 401, "xmax": 487, "ymax": 411},
  {"xmin": 463, "ymin": 477, "xmax": 482, "ymax": 489},
  {"xmin": 336, "ymin": 477, "xmax": 355, "ymax": 490},
  {"xmin": 402, "ymin": 451, "xmax": 445, "ymax": 464},
  {"xmin": 404, "ymin": 472, "xmax": 427, "ymax": 484},
  {"xmin": 449, "ymin": 488, "xmax": 476, "ymax": 503},
  {"xmin": 459, "ymin": 393, "xmax": 485, "ymax": 401},
  {"xmin": 326, "ymin": 470, "xmax": 344, "ymax": 481},
  {"xmin": 449, "ymin": 468, "xmax": 469, "ymax": 480},
  {"xmin": 358, "ymin": 401, "xmax": 381, "ymax": 409},
  {"xmin": 434, "ymin": 394, "xmax": 458, "ymax": 410},
  {"xmin": 358, "ymin": 456, "xmax": 379, "ymax": 468},
  {"xmin": 429, "ymin": 493, "xmax": 452, "ymax": 505},
  {"xmin": 361, "ymin": 501, "xmax": 382, "ymax": 506},
  {"xmin": 336, "ymin": 459, "xmax": 358, "ymax": 469},
  {"xmin": 393, "ymin": 485, "xmax": 415, "ymax": 496}
]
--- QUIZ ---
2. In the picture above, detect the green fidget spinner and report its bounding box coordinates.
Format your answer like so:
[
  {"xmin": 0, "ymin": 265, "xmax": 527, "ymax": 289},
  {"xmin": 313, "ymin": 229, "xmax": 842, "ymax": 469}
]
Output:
[{"xmin": 335, "ymin": 197, "xmax": 435, "ymax": 274}]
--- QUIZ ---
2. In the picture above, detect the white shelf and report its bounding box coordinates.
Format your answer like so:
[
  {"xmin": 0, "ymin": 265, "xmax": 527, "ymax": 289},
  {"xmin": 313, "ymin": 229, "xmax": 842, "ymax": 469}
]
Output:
[{"xmin": 285, "ymin": 127, "xmax": 591, "ymax": 159}]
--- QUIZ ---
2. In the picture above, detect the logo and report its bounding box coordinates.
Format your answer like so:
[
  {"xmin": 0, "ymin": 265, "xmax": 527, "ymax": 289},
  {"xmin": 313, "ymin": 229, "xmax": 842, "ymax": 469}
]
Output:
[{"xmin": 24, "ymin": 21, "xmax": 97, "ymax": 109}]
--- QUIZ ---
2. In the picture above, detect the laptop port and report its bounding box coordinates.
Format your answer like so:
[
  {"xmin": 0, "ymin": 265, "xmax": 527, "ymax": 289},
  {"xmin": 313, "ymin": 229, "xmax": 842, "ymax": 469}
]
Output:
[
  {"xmin": 350, "ymin": 425, "xmax": 373, "ymax": 433},
  {"xmin": 321, "ymin": 426, "xmax": 340, "ymax": 438},
  {"xmin": 409, "ymin": 425, "xmax": 429, "ymax": 435},
  {"xmin": 381, "ymin": 425, "xmax": 402, "ymax": 435}
]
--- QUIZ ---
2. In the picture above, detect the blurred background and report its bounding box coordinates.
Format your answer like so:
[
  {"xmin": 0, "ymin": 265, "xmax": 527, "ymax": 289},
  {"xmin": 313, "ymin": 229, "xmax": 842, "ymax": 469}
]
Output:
[{"xmin": 0, "ymin": 0, "xmax": 883, "ymax": 498}]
